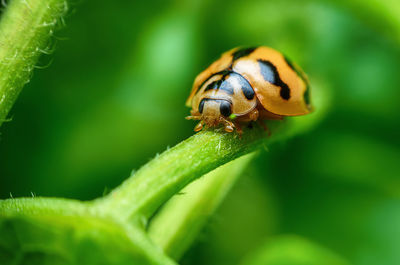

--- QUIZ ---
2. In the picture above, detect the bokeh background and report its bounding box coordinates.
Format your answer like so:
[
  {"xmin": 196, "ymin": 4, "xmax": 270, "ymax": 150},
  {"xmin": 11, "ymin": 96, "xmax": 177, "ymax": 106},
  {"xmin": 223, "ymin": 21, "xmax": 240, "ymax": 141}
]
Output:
[{"xmin": 1, "ymin": 0, "xmax": 400, "ymax": 264}]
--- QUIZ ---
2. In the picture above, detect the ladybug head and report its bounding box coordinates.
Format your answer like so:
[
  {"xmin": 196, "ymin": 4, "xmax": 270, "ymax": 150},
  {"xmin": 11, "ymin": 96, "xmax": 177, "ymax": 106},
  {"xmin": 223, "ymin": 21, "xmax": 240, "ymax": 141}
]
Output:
[
  {"xmin": 186, "ymin": 98, "xmax": 235, "ymax": 132},
  {"xmin": 199, "ymin": 98, "xmax": 232, "ymax": 120}
]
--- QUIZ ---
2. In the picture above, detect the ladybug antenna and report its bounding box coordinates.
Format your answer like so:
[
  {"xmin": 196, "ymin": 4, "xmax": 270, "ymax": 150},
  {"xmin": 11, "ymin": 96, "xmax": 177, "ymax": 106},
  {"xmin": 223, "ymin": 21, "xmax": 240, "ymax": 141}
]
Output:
[{"xmin": 185, "ymin": 115, "xmax": 201, "ymax": 120}]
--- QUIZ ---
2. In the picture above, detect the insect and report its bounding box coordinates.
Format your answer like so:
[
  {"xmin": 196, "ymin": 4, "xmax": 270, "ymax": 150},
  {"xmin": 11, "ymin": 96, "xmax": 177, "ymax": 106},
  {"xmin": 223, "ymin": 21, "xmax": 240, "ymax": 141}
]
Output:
[{"xmin": 186, "ymin": 46, "xmax": 312, "ymax": 134}]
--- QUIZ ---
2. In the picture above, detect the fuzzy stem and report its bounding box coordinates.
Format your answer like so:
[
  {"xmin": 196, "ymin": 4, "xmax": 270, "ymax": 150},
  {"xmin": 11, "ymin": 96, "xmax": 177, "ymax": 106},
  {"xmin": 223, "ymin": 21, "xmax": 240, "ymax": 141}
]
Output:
[
  {"xmin": 0, "ymin": 0, "xmax": 68, "ymax": 126},
  {"xmin": 97, "ymin": 125, "xmax": 266, "ymax": 220},
  {"xmin": 98, "ymin": 113, "xmax": 319, "ymax": 222}
]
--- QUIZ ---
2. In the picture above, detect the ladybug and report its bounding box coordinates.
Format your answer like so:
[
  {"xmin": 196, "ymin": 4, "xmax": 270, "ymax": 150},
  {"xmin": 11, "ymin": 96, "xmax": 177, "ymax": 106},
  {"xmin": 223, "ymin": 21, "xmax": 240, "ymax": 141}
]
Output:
[{"xmin": 186, "ymin": 46, "xmax": 312, "ymax": 134}]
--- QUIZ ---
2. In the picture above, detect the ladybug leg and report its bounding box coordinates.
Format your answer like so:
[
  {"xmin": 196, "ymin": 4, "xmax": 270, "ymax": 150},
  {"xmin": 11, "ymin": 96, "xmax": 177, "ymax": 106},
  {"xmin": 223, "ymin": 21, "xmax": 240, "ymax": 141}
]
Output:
[
  {"xmin": 235, "ymin": 122, "xmax": 243, "ymax": 137},
  {"xmin": 194, "ymin": 120, "xmax": 204, "ymax": 132},
  {"xmin": 222, "ymin": 119, "xmax": 235, "ymax": 133},
  {"xmin": 248, "ymin": 108, "xmax": 259, "ymax": 121},
  {"xmin": 257, "ymin": 120, "xmax": 271, "ymax": 136}
]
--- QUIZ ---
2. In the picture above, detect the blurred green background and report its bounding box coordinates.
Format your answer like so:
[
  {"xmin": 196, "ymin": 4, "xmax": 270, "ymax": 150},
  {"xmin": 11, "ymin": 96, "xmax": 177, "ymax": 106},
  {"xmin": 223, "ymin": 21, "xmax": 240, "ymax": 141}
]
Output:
[{"xmin": 1, "ymin": 0, "xmax": 399, "ymax": 264}]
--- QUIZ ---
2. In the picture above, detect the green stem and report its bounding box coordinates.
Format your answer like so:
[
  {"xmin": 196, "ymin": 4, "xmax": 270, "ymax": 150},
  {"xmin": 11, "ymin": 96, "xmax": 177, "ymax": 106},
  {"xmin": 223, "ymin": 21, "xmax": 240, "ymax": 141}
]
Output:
[
  {"xmin": 148, "ymin": 153, "xmax": 255, "ymax": 260},
  {"xmin": 0, "ymin": 0, "xmax": 67, "ymax": 126},
  {"xmin": 97, "ymin": 109, "xmax": 322, "ymax": 222},
  {"xmin": 97, "ymin": 125, "xmax": 268, "ymax": 221}
]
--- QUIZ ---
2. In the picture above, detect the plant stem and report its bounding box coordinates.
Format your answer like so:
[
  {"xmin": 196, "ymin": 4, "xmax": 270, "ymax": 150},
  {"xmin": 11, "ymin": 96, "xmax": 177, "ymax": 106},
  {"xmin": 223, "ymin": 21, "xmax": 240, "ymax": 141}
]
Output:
[
  {"xmin": 148, "ymin": 153, "xmax": 255, "ymax": 260},
  {"xmin": 97, "ymin": 125, "xmax": 268, "ymax": 220},
  {"xmin": 0, "ymin": 0, "xmax": 68, "ymax": 126},
  {"xmin": 98, "ymin": 112, "xmax": 320, "ymax": 222}
]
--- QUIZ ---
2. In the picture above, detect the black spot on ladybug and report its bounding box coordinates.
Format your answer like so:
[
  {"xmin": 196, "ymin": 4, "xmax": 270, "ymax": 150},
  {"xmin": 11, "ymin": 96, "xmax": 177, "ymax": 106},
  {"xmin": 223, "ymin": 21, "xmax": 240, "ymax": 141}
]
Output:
[
  {"xmin": 198, "ymin": 99, "xmax": 206, "ymax": 113},
  {"xmin": 218, "ymin": 69, "xmax": 233, "ymax": 76},
  {"xmin": 284, "ymin": 56, "xmax": 311, "ymax": 106},
  {"xmin": 231, "ymin": 72, "xmax": 255, "ymax": 100},
  {"xmin": 219, "ymin": 100, "xmax": 232, "ymax": 117},
  {"xmin": 197, "ymin": 70, "xmax": 234, "ymax": 94},
  {"xmin": 280, "ymin": 85, "xmax": 290, "ymax": 100},
  {"xmin": 204, "ymin": 81, "xmax": 219, "ymax": 92},
  {"xmin": 204, "ymin": 79, "xmax": 234, "ymax": 95},
  {"xmin": 200, "ymin": 98, "xmax": 233, "ymax": 104},
  {"xmin": 258, "ymin": 59, "xmax": 291, "ymax": 100},
  {"xmin": 232, "ymin": 47, "xmax": 257, "ymax": 62}
]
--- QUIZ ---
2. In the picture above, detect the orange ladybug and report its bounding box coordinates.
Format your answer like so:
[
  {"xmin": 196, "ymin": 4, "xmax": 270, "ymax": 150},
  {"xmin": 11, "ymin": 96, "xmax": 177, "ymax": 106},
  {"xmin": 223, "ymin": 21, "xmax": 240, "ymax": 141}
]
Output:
[{"xmin": 186, "ymin": 46, "xmax": 312, "ymax": 134}]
